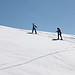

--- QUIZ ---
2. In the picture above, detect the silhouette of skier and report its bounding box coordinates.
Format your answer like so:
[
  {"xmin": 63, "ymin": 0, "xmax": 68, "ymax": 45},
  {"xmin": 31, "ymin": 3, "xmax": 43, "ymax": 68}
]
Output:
[
  {"xmin": 32, "ymin": 23, "xmax": 37, "ymax": 34},
  {"xmin": 56, "ymin": 28, "xmax": 62, "ymax": 40}
]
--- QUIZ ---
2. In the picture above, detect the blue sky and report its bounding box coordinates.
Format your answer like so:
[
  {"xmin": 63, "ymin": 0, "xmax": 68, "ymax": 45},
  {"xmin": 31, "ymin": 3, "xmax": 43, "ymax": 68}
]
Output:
[{"xmin": 0, "ymin": 0, "xmax": 75, "ymax": 34}]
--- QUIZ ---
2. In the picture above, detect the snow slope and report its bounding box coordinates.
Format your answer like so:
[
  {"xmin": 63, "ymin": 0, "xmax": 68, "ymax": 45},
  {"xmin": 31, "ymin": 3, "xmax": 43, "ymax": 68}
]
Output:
[{"xmin": 0, "ymin": 25, "xmax": 75, "ymax": 75}]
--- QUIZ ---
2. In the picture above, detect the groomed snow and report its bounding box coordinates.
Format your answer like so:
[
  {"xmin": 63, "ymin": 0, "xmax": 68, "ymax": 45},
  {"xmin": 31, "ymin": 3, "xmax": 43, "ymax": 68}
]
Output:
[{"xmin": 0, "ymin": 25, "xmax": 75, "ymax": 75}]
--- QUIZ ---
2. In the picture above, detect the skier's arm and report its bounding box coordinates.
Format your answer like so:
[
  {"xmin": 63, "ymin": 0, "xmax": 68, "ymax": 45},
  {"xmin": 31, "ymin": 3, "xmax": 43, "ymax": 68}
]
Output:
[{"xmin": 56, "ymin": 31, "xmax": 58, "ymax": 32}]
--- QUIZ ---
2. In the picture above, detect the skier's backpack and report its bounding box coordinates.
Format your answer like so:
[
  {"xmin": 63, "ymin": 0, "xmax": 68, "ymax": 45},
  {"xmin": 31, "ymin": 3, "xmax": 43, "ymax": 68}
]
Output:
[{"xmin": 34, "ymin": 25, "xmax": 37, "ymax": 28}]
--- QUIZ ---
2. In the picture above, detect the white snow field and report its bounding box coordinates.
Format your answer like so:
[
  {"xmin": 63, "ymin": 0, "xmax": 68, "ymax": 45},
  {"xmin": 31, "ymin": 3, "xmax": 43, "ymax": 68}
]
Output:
[{"xmin": 0, "ymin": 25, "xmax": 75, "ymax": 75}]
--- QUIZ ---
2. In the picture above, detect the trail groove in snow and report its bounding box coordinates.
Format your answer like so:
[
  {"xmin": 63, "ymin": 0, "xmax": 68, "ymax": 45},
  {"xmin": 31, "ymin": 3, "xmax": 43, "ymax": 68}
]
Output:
[{"xmin": 0, "ymin": 49, "xmax": 74, "ymax": 71}]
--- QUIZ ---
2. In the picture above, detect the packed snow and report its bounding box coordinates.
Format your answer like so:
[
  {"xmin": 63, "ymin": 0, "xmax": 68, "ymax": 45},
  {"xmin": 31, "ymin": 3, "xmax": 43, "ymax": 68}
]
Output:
[{"xmin": 0, "ymin": 25, "xmax": 75, "ymax": 75}]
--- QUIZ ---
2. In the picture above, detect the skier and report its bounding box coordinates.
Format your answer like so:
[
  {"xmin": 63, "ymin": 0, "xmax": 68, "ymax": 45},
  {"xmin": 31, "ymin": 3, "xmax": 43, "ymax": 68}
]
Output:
[
  {"xmin": 32, "ymin": 23, "xmax": 37, "ymax": 34},
  {"xmin": 56, "ymin": 28, "xmax": 62, "ymax": 40}
]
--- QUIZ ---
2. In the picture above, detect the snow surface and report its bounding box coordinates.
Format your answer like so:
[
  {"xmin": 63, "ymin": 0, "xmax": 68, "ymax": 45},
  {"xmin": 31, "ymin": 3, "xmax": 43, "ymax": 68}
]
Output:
[{"xmin": 0, "ymin": 25, "xmax": 75, "ymax": 75}]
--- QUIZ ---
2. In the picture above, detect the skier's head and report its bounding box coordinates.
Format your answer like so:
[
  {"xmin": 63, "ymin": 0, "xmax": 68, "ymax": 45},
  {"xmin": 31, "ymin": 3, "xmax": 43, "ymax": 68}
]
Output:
[
  {"xmin": 57, "ymin": 28, "xmax": 60, "ymax": 30},
  {"xmin": 33, "ymin": 23, "xmax": 34, "ymax": 26},
  {"xmin": 57, "ymin": 28, "xmax": 59, "ymax": 29}
]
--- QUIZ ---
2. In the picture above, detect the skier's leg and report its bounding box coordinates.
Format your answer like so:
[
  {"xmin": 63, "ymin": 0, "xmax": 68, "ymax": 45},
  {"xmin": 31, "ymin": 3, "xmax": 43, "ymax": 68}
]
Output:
[
  {"xmin": 60, "ymin": 33, "xmax": 62, "ymax": 40},
  {"xmin": 32, "ymin": 29, "xmax": 34, "ymax": 33},
  {"xmin": 35, "ymin": 29, "xmax": 37, "ymax": 34},
  {"xmin": 58, "ymin": 33, "xmax": 59, "ymax": 39}
]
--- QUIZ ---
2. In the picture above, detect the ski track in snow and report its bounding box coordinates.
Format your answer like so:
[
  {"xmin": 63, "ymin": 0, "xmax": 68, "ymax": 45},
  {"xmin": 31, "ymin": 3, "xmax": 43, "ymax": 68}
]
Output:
[
  {"xmin": 51, "ymin": 55, "xmax": 74, "ymax": 70},
  {"xmin": 0, "ymin": 49, "xmax": 74, "ymax": 71}
]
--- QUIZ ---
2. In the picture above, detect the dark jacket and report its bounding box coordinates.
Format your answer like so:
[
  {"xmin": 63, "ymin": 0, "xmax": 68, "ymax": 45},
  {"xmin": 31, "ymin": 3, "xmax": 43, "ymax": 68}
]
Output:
[
  {"xmin": 33, "ymin": 25, "xmax": 37, "ymax": 29},
  {"xmin": 56, "ymin": 28, "xmax": 61, "ymax": 34}
]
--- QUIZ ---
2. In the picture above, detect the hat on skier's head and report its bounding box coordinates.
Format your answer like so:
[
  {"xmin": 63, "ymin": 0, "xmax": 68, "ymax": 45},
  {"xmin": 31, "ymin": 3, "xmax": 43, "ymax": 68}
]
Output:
[{"xmin": 57, "ymin": 28, "xmax": 59, "ymax": 29}]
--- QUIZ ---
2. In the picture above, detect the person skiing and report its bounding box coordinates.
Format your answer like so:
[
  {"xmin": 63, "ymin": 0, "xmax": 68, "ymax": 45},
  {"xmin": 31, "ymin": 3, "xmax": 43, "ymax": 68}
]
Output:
[
  {"xmin": 32, "ymin": 23, "xmax": 37, "ymax": 34},
  {"xmin": 56, "ymin": 28, "xmax": 62, "ymax": 40}
]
